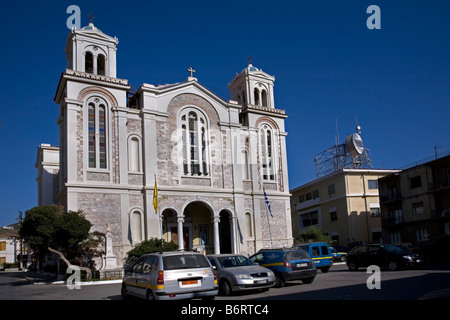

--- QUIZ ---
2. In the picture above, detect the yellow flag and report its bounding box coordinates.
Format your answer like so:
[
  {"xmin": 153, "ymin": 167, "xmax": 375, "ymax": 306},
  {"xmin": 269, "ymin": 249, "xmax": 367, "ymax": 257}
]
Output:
[{"xmin": 153, "ymin": 176, "xmax": 158, "ymax": 214}]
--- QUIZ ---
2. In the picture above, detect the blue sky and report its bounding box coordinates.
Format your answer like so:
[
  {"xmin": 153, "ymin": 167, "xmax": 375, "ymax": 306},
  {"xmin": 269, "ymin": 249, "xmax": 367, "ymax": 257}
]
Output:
[{"xmin": 0, "ymin": 0, "xmax": 449, "ymax": 226}]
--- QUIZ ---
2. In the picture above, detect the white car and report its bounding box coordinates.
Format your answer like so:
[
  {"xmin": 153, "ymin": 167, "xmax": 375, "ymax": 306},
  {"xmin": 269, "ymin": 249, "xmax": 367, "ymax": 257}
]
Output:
[{"xmin": 122, "ymin": 251, "xmax": 218, "ymax": 300}]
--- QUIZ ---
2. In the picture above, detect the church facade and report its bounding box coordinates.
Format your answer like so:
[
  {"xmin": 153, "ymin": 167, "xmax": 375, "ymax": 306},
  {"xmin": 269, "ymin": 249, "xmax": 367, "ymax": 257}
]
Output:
[{"xmin": 46, "ymin": 22, "xmax": 292, "ymax": 268}]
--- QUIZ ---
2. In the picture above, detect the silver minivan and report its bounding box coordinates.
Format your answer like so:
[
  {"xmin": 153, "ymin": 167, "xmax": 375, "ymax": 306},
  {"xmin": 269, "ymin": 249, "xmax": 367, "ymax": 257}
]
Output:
[{"xmin": 121, "ymin": 251, "xmax": 218, "ymax": 300}]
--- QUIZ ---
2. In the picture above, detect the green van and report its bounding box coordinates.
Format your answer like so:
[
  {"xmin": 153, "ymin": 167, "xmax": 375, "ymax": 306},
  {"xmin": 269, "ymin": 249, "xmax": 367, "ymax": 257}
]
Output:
[{"xmin": 296, "ymin": 242, "xmax": 333, "ymax": 273}]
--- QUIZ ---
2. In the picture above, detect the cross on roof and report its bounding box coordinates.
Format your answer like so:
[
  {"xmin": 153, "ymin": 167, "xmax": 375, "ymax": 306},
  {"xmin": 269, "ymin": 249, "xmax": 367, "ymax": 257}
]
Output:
[
  {"xmin": 89, "ymin": 12, "xmax": 95, "ymax": 24},
  {"xmin": 247, "ymin": 56, "xmax": 252, "ymax": 65},
  {"xmin": 187, "ymin": 67, "xmax": 196, "ymax": 77}
]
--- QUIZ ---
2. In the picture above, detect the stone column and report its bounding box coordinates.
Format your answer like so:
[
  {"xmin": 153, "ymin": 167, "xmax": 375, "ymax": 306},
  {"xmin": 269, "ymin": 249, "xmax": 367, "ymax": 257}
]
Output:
[
  {"xmin": 230, "ymin": 215, "xmax": 237, "ymax": 254},
  {"xmin": 212, "ymin": 216, "xmax": 220, "ymax": 254},
  {"xmin": 93, "ymin": 54, "xmax": 98, "ymax": 74},
  {"xmin": 177, "ymin": 216, "xmax": 184, "ymax": 251},
  {"xmin": 65, "ymin": 99, "xmax": 82, "ymax": 184}
]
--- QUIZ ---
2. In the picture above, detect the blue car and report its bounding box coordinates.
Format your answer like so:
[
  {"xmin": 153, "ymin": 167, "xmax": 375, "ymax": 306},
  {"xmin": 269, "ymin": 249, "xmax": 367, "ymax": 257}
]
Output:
[
  {"xmin": 249, "ymin": 248, "xmax": 317, "ymax": 287},
  {"xmin": 330, "ymin": 247, "xmax": 348, "ymax": 262},
  {"xmin": 296, "ymin": 243, "xmax": 333, "ymax": 273}
]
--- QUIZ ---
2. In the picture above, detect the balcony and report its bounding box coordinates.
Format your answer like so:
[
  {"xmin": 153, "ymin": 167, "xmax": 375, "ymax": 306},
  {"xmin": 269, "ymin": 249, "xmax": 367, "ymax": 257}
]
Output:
[
  {"xmin": 382, "ymin": 215, "xmax": 404, "ymax": 226},
  {"xmin": 294, "ymin": 198, "xmax": 321, "ymax": 211},
  {"xmin": 429, "ymin": 178, "xmax": 450, "ymax": 192},
  {"xmin": 380, "ymin": 192, "xmax": 402, "ymax": 203},
  {"xmin": 431, "ymin": 207, "xmax": 450, "ymax": 219}
]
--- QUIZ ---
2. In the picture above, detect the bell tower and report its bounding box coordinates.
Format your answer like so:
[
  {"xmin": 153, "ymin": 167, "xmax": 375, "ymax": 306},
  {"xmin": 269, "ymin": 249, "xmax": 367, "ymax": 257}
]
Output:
[
  {"xmin": 228, "ymin": 61, "xmax": 276, "ymax": 109},
  {"xmin": 65, "ymin": 20, "xmax": 119, "ymax": 78}
]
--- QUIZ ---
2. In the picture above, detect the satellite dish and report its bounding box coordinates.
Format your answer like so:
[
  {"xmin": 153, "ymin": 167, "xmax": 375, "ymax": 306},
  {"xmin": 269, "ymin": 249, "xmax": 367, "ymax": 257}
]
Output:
[{"xmin": 345, "ymin": 133, "xmax": 364, "ymax": 156}]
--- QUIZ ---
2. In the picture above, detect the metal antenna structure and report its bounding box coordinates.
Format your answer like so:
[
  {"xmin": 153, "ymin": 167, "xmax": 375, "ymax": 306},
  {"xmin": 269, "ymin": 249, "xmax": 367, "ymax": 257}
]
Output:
[{"xmin": 314, "ymin": 125, "xmax": 373, "ymax": 178}]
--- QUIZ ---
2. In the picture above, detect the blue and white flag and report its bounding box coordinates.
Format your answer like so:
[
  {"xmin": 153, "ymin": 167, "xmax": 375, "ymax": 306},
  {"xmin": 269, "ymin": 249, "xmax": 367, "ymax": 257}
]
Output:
[{"xmin": 263, "ymin": 188, "xmax": 273, "ymax": 217}]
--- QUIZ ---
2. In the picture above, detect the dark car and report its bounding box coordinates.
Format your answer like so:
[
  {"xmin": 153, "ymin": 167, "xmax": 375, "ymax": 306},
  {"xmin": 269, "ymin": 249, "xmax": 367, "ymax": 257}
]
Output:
[
  {"xmin": 346, "ymin": 244, "xmax": 424, "ymax": 271},
  {"xmin": 249, "ymin": 248, "xmax": 317, "ymax": 287}
]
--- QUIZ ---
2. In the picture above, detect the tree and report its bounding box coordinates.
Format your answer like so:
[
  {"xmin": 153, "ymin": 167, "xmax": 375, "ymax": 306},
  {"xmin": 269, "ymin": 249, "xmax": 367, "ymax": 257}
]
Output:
[
  {"xmin": 295, "ymin": 226, "xmax": 330, "ymax": 244},
  {"xmin": 19, "ymin": 205, "xmax": 60, "ymax": 262},
  {"xmin": 53, "ymin": 210, "xmax": 92, "ymax": 261},
  {"xmin": 19, "ymin": 205, "xmax": 92, "ymax": 268},
  {"xmin": 125, "ymin": 238, "xmax": 178, "ymax": 264}
]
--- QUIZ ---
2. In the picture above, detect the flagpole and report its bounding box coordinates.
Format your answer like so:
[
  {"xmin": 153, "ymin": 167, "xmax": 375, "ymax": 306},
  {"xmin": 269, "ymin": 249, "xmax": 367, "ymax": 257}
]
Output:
[
  {"xmin": 159, "ymin": 208, "xmax": 163, "ymax": 242},
  {"xmin": 265, "ymin": 204, "xmax": 274, "ymax": 249},
  {"xmin": 153, "ymin": 174, "xmax": 162, "ymax": 241},
  {"xmin": 263, "ymin": 188, "xmax": 274, "ymax": 249}
]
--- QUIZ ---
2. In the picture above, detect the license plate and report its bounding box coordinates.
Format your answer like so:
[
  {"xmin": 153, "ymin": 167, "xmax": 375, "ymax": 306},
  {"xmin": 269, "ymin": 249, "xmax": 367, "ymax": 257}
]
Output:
[
  {"xmin": 181, "ymin": 280, "xmax": 198, "ymax": 285},
  {"xmin": 314, "ymin": 260, "xmax": 320, "ymax": 264},
  {"xmin": 297, "ymin": 263, "xmax": 308, "ymax": 267},
  {"xmin": 255, "ymin": 279, "xmax": 268, "ymax": 284}
]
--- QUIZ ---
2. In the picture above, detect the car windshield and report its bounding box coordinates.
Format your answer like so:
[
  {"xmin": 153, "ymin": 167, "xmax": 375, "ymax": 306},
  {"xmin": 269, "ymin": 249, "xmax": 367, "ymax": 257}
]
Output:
[
  {"xmin": 217, "ymin": 255, "xmax": 255, "ymax": 268},
  {"xmin": 285, "ymin": 250, "xmax": 310, "ymax": 260},
  {"xmin": 163, "ymin": 254, "xmax": 211, "ymax": 270},
  {"xmin": 382, "ymin": 244, "xmax": 406, "ymax": 253}
]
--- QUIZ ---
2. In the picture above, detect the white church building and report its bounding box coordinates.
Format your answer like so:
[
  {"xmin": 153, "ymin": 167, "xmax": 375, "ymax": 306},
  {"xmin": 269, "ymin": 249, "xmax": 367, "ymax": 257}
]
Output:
[{"xmin": 37, "ymin": 21, "xmax": 293, "ymax": 268}]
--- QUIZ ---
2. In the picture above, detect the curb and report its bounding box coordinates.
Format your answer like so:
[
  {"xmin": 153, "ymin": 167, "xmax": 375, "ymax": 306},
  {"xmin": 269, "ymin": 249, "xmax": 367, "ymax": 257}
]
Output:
[{"xmin": 31, "ymin": 279, "xmax": 123, "ymax": 286}]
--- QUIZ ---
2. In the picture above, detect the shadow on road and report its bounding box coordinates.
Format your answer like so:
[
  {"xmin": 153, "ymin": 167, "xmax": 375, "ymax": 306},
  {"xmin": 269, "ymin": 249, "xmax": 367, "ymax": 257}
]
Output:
[{"xmin": 253, "ymin": 271, "xmax": 450, "ymax": 300}]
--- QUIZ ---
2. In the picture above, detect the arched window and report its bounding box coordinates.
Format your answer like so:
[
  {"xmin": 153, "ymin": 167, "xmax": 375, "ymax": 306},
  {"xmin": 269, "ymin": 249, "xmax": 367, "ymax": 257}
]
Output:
[
  {"xmin": 87, "ymin": 97, "xmax": 108, "ymax": 169},
  {"xmin": 130, "ymin": 210, "xmax": 143, "ymax": 244},
  {"xmin": 180, "ymin": 108, "xmax": 209, "ymax": 176},
  {"xmin": 85, "ymin": 51, "xmax": 93, "ymax": 73},
  {"xmin": 254, "ymin": 88, "xmax": 260, "ymax": 106},
  {"xmin": 97, "ymin": 54, "xmax": 106, "ymax": 76},
  {"xmin": 259, "ymin": 125, "xmax": 275, "ymax": 181},
  {"xmin": 242, "ymin": 149, "xmax": 250, "ymax": 180},
  {"xmin": 245, "ymin": 212, "xmax": 253, "ymax": 238},
  {"xmin": 128, "ymin": 136, "xmax": 141, "ymax": 172}
]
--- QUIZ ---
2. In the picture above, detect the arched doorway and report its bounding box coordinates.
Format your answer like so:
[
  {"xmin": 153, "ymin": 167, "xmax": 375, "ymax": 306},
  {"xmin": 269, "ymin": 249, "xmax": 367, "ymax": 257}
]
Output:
[
  {"xmin": 162, "ymin": 208, "xmax": 189, "ymax": 250},
  {"xmin": 219, "ymin": 210, "xmax": 232, "ymax": 254},
  {"xmin": 167, "ymin": 201, "xmax": 215, "ymax": 254}
]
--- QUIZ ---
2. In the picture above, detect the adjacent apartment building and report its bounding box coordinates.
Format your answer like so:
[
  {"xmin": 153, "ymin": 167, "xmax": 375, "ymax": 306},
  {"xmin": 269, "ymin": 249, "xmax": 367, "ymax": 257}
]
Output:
[
  {"xmin": 291, "ymin": 169, "xmax": 399, "ymax": 247},
  {"xmin": 379, "ymin": 154, "xmax": 450, "ymax": 245}
]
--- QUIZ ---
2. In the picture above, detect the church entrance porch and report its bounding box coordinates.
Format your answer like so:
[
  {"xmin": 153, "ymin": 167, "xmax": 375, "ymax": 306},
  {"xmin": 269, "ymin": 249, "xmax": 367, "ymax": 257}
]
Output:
[{"xmin": 161, "ymin": 201, "xmax": 236, "ymax": 254}]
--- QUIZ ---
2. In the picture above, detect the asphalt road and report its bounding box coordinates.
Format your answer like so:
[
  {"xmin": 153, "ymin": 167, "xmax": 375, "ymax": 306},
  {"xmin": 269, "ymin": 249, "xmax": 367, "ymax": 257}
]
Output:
[{"xmin": 1, "ymin": 263, "xmax": 449, "ymax": 301}]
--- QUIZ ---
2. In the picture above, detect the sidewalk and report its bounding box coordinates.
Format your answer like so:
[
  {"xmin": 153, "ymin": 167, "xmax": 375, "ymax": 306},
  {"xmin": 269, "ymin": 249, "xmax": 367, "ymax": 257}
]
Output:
[{"xmin": 23, "ymin": 270, "xmax": 122, "ymax": 286}]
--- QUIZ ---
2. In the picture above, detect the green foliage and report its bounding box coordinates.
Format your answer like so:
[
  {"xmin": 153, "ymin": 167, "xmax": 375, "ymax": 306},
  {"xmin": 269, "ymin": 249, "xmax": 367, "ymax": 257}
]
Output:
[
  {"xmin": 19, "ymin": 205, "xmax": 60, "ymax": 254},
  {"xmin": 19, "ymin": 205, "xmax": 92, "ymax": 262},
  {"xmin": 294, "ymin": 226, "xmax": 330, "ymax": 244},
  {"xmin": 125, "ymin": 238, "xmax": 179, "ymax": 263}
]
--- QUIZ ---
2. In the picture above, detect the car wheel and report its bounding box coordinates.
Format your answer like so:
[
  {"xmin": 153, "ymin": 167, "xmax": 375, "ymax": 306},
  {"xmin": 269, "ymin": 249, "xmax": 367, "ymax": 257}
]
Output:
[
  {"xmin": 340, "ymin": 255, "xmax": 347, "ymax": 262},
  {"xmin": 302, "ymin": 277, "xmax": 315, "ymax": 284},
  {"xmin": 146, "ymin": 289, "xmax": 155, "ymax": 300},
  {"xmin": 220, "ymin": 280, "xmax": 232, "ymax": 296},
  {"xmin": 274, "ymin": 273, "xmax": 285, "ymax": 288},
  {"xmin": 321, "ymin": 267, "xmax": 330, "ymax": 273},
  {"xmin": 387, "ymin": 260, "xmax": 398, "ymax": 271},
  {"xmin": 121, "ymin": 283, "xmax": 129, "ymax": 300},
  {"xmin": 347, "ymin": 261, "xmax": 358, "ymax": 271}
]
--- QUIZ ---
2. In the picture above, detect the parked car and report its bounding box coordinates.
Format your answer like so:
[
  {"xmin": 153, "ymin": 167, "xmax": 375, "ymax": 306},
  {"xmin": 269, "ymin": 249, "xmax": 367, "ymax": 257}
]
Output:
[
  {"xmin": 330, "ymin": 246, "xmax": 348, "ymax": 262},
  {"xmin": 207, "ymin": 254, "xmax": 275, "ymax": 295},
  {"xmin": 296, "ymin": 242, "xmax": 333, "ymax": 272},
  {"xmin": 346, "ymin": 244, "xmax": 424, "ymax": 271},
  {"xmin": 249, "ymin": 248, "xmax": 317, "ymax": 287},
  {"xmin": 121, "ymin": 251, "xmax": 218, "ymax": 300}
]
